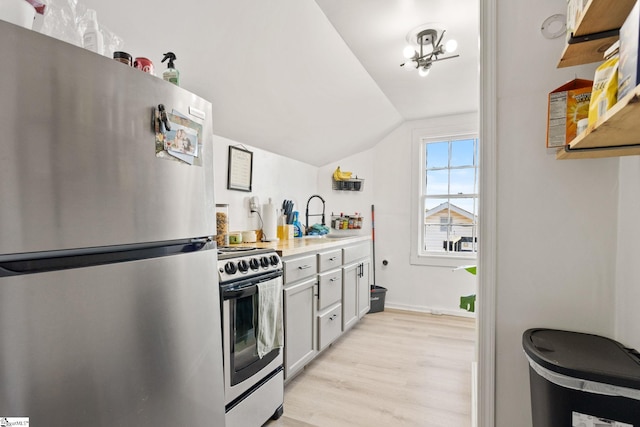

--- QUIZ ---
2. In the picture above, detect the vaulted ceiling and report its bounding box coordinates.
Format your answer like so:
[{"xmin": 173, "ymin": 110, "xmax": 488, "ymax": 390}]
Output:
[{"xmin": 82, "ymin": 0, "xmax": 479, "ymax": 166}]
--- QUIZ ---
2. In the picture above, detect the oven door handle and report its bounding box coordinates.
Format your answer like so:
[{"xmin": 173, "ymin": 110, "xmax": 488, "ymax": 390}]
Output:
[
  {"xmin": 220, "ymin": 271, "xmax": 282, "ymax": 301},
  {"xmin": 222, "ymin": 286, "xmax": 257, "ymax": 300}
]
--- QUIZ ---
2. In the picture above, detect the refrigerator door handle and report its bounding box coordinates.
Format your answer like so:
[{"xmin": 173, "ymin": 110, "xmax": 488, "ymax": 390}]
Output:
[
  {"xmin": 191, "ymin": 237, "xmax": 212, "ymax": 245},
  {"xmin": 0, "ymin": 238, "xmax": 214, "ymax": 277}
]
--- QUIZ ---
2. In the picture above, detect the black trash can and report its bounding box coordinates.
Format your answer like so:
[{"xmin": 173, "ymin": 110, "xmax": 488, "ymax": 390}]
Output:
[
  {"xmin": 522, "ymin": 329, "xmax": 640, "ymax": 427},
  {"xmin": 369, "ymin": 285, "xmax": 387, "ymax": 313}
]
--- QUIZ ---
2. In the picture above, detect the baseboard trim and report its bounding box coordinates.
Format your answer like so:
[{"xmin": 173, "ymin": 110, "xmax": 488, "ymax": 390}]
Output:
[{"xmin": 384, "ymin": 302, "xmax": 477, "ymax": 319}]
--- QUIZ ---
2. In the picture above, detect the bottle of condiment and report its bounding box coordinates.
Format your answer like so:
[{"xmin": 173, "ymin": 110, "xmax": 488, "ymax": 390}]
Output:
[{"xmin": 113, "ymin": 51, "xmax": 133, "ymax": 66}]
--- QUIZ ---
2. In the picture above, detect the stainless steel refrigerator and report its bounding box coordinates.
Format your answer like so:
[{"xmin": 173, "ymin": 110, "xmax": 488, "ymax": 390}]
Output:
[{"xmin": 0, "ymin": 21, "xmax": 225, "ymax": 426}]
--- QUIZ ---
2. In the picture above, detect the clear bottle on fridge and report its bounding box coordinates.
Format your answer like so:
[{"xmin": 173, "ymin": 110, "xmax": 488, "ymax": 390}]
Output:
[{"xmin": 82, "ymin": 9, "xmax": 104, "ymax": 55}]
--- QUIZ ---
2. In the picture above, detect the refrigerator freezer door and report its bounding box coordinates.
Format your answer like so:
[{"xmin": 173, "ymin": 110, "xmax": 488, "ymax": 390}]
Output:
[
  {"xmin": 0, "ymin": 21, "xmax": 215, "ymax": 254},
  {"xmin": 0, "ymin": 249, "xmax": 224, "ymax": 425}
]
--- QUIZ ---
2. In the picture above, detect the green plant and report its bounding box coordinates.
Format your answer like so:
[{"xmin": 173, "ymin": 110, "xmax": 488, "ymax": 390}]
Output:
[{"xmin": 455, "ymin": 265, "xmax": 476, "ymax": 313}]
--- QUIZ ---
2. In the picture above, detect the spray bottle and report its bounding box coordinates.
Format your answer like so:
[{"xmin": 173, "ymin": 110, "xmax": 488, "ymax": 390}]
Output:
[
  {"xmin": 161, "ymin": 52, "xmax": 180, "ymax": 86},
  {"xmin": 292, "ymin": 211, "xmax": 303, "ymax": 237}
]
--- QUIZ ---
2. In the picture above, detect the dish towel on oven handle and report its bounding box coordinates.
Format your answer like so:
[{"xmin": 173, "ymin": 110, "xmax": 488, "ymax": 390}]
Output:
[{"xmin": 257, "ymin": 278, "xmax": 284, "ymax": 358}]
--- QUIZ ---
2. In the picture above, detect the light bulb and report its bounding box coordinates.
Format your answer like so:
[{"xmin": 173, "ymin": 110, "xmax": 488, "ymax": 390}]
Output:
[
  {"xmin": 418, "ymin": 66, "xmax": 431, "ymax": 77},
  {"xmin": 445, "ymin": 39, "xmax": 458, "ymax": 53},
  {"xmin": 403, "ymin": 45, "xmax": 417, "ymax": 59}
]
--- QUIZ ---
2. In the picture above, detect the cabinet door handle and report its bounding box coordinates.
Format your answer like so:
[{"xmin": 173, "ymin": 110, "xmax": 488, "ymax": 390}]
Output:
[
  {"xmin": 330, "ymin": 277, "xmax": 338, "ymax": 282},
  {"xmin": 329, "ymin": 256, "xmax": 337, "ymax": 261},
  {"xmin": 298, "ymin": 265, "xmax": 312, "ymax": 270},
  {"xmin": 329, "ymin": 314, "xmax": 337, "ymax": 320}
]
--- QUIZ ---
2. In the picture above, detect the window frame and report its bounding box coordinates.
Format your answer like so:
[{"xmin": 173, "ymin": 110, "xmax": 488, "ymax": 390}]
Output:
[{"xmin": 410, "ymin": 118, "xmax": 479, "ymax": 268}]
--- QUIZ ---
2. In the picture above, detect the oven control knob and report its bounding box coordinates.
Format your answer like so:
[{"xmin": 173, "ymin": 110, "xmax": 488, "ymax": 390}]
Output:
[
  {"xmin": 238, "ymin": 260, "xmax": 249, "ymax": 272},
  {"xmin": 269, "ymin": 255, "xmax": 279, "ymax": 266},
  {"xmin": 249, "ymin": 258, "xmax": 259, "ymax": 270},
  {"xmin": 260, "ymin": 256, "xmax": 270, "ymax": 268},
  {"xmin": 224, "ymin": 262, "xmax": 237, "ymax": 275}
]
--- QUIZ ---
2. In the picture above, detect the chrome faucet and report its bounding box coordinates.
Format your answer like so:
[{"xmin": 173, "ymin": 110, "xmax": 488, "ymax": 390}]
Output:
[{"xmin": 305, "ymin": 194, "xmax": 326, "ymax": 232}]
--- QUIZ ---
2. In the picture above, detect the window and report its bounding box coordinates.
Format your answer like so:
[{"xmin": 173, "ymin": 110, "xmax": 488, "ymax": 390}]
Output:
[
  {"xmin": 420, "ymin": 135, "xmax": 479, "ymax": 260},
  {"xmin": 409, "ymin": 114, "xmax": 479, "ymax": 267}
]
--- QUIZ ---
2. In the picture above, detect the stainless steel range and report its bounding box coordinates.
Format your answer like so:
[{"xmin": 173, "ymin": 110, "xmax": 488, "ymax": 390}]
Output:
[{"xmin": 218, "ymin": 247, "xmax": 284, "ymax": 426}]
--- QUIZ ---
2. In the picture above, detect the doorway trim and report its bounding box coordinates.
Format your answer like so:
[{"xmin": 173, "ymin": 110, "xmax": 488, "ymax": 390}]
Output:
[{"xmin": 478, "ymin": 0, "xmax": 497, "ymax": 425}]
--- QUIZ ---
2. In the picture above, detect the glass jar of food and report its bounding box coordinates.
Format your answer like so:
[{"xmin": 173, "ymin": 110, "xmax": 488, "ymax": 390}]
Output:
[{"xmin": 215, "ymin": 204, "xmax": 229, "ymax": 247}]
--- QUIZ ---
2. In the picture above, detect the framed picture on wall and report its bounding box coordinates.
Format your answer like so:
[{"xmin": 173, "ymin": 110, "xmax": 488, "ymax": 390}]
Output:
[{"xmin": 227, "ymin": 145, "xmax": 253, "ymax": 192}]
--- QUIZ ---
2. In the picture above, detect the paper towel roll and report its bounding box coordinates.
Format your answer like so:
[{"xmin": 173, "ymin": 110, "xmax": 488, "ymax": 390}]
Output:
[{"xmin": 262, "ymin": 201, "xmax": 278, "ymax": 241}]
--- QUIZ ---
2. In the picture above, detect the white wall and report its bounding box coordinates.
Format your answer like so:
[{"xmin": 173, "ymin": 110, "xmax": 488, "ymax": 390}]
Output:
[
  {"xmin": 212, "ymin": 135, "xmax": 318, "ymax": 233},
  {"xmin": 615, "ymin": 157, "xmax": 640, "ymax": 350},
  {"xmin": 494, "ymin": 1, "xmax": 620, "ymax": 426},
  {"xmin": 351, "ymin": 116, "xmax": 478, "ymax": 316},
  {"xmin": 317, "ymin": 149, "xmax": 374, "ymax": 236}
]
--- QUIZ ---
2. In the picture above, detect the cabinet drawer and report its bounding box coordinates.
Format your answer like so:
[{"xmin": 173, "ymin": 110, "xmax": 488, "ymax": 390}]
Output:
[
  {"xmin": 343, "ymin": 241, "xmax": 370, "ymax": 264},
  {"xmin": 318, "ymin": 269, "xmax": 342, "ymax": 310},
  {"xmin": 317, "ymin": 249, "xmax": 342, "ymax": 272},
  {"xmin": 283, "ymin": 254, "xmax": 317, "ymax": 283},
  {"xmin": 317, "ymin": 304, "xmax": 342, "ymax": 351}
]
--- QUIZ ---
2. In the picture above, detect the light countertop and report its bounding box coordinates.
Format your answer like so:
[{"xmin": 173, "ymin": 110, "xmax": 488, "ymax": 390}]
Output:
[{"xmin": 225, "ymin": 235, "xmax": 371, "ymax": 257}]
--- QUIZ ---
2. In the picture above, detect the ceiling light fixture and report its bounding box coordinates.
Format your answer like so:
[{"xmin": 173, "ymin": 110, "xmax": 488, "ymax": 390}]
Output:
[{"xmin": 400, "ymin": 28, "xmax": 459, "ymax": 77}]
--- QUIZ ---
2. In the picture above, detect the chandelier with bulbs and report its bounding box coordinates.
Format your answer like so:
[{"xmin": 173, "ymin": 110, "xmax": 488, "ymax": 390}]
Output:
[{"xmin": 400, "ymin": 28, "xmax": 459, "ymax": 77}]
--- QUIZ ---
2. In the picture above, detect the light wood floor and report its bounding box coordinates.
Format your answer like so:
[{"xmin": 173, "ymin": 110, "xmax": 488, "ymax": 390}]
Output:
[{"xmin": 265, "ymin": 309, "xmax": 476, "ymax": 427}]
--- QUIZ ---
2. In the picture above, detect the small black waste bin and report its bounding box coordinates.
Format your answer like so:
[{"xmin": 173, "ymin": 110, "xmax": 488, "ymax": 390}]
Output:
[
  {"xmin": 523, "ymin": 329, "xmax": 640, "ymax": 427},
  {"xmin": 369, "ymin": 285, "xmax": 387, "ymax": 313}
]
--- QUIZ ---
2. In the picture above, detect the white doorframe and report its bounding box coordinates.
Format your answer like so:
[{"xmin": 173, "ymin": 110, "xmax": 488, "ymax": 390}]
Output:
[{"xmin": 478, "ymin": 0, "xmax": 497, "ymax": 425}]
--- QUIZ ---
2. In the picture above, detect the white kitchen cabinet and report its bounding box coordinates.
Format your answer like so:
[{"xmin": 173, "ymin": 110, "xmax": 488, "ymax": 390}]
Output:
[
  {"xmin": 317, "ymin": 268, "xmax": 342, "ymax": 310},
  {"xmin": 317, "ymin": 303, "xmax": 342, "ymax": 351},
  {"xmin": 342, "ymin": 259, "xmax": 370, "ymax": 330},
  {"xmin": 283, "ymin": 277, "xmax": 317, "ymax": 380},
  {"xmin": 316, "ymin": 260, "xmax": 343, "ymax": 352},
  {"xmin": 358, "ymin": 259, "xmax": 371, "ymax": 318},
  {"xmin": 283, "ymin": 253, "xmax": 317, "ymax": 283},
  {"xmin": 342, "ymin": 262, "xmax": 359, "ymax": 331},
  {"xmin": 342, "ymin": 241, "xmax": 372, "ymax": 330},
  {"xmin": 343, "ymin": 241, "xmax": 370, "ymax": 264},
  {"xmin": 317, "ymin": 248, "xmax": 342, "ymax": 272},
  {"xmin": 283, "ymin": 254, "xmax": 317, "ymax": 381},
  {"xmin": 280, "ymin": 238, "xmax": 372, "ymax": 382}
]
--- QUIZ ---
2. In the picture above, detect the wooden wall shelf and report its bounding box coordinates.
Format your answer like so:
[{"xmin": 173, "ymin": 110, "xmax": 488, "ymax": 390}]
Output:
[
  {"xmin": 558, "ymin": 0, "xmax": 636, "ymax": 68},
  {"xmin": 556, "ymin": 84, "xmax": 640, "ymax": 159}
]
